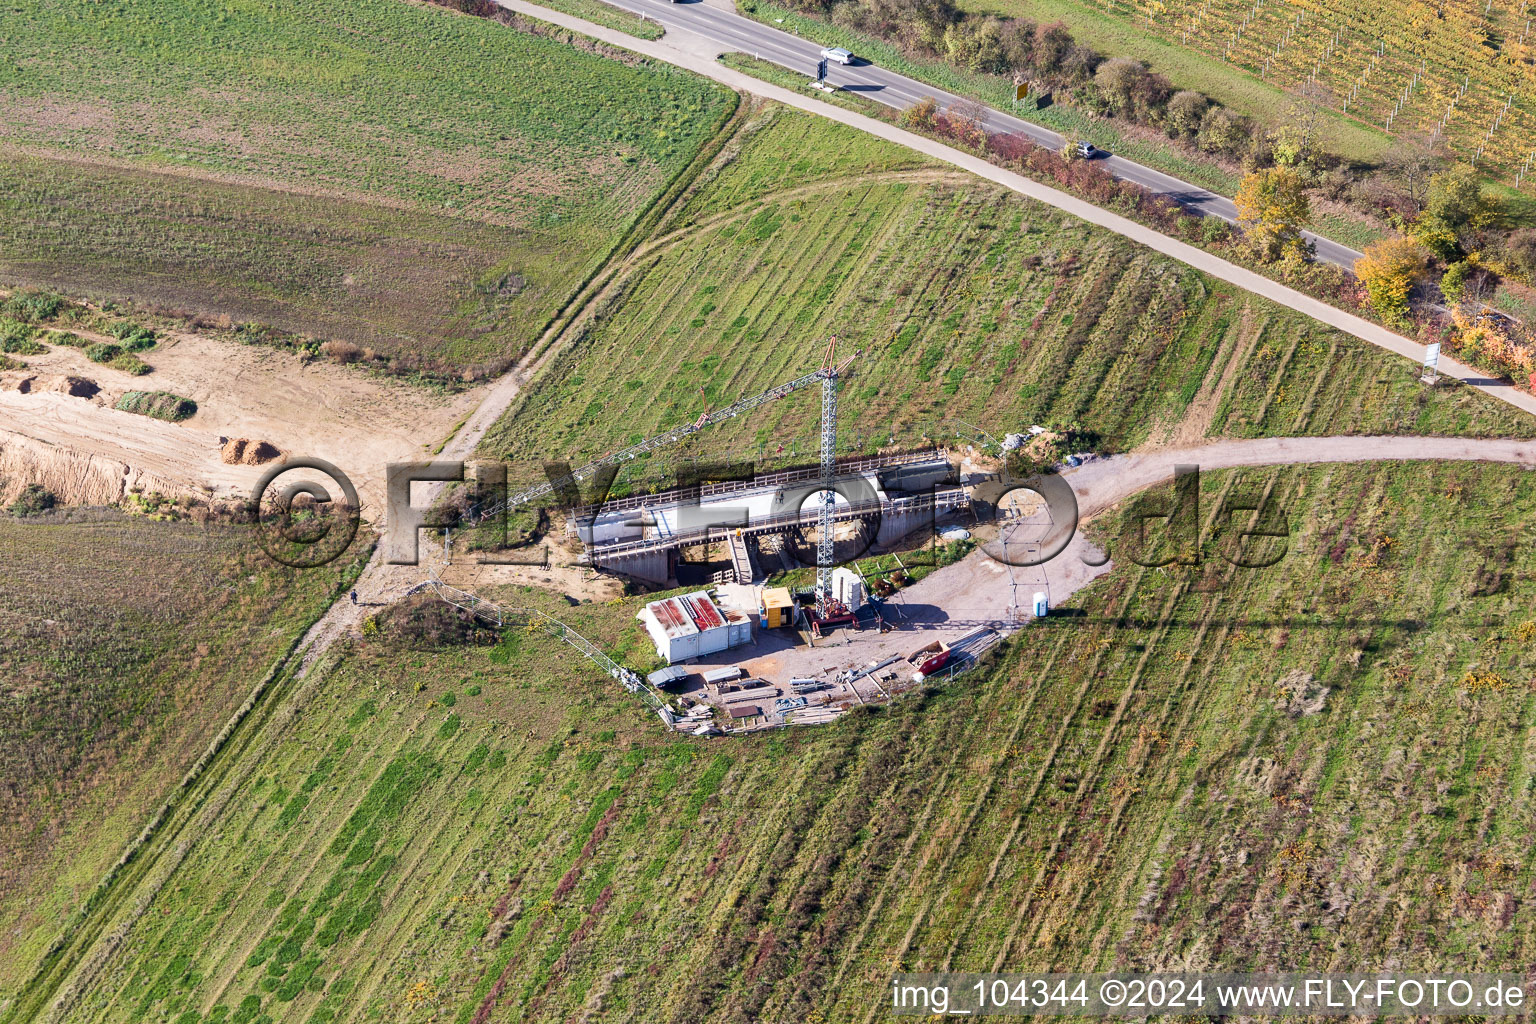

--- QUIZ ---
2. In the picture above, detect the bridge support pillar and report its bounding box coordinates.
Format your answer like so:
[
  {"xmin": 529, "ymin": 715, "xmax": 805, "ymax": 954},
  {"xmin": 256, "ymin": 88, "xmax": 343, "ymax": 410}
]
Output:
[{"xmin": 590, "ymin": 548, "xmax": 675, "ymax": 587}]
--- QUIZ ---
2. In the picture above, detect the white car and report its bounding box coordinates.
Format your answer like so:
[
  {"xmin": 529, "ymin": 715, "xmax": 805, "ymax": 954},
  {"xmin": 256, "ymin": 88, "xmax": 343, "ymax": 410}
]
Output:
[{"xmin": 820, "ymin": 46, "xmax": 855, "ymax": 65}]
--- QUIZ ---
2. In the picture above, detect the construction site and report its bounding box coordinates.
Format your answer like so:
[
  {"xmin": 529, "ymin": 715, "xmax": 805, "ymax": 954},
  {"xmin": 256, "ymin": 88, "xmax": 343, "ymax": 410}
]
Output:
[{"xmin": 431, "ymin": 337, "xmax": 1073, "ymax": 736}]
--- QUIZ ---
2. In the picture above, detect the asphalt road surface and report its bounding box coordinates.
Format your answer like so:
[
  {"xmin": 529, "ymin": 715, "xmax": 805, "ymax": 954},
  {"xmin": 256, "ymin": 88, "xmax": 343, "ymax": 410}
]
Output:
[{"xmin": 597, "ymin": 0, "xmax": 1365, "ymax": 269}]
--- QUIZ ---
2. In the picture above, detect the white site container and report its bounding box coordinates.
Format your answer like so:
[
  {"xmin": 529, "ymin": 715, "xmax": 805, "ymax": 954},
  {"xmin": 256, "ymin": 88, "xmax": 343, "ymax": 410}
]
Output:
[{"xmin": 831, "ymin": 567, "xmax": 865, "ymax": 612}]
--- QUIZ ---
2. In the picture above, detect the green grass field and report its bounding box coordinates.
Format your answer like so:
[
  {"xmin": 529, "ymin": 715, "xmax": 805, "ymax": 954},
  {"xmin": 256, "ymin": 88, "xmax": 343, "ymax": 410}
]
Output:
[
  {"xmin": 0, "ymin": 512, "xmax": 367, "ymax": 1002},
  {"xmin": 0, "ymin": 156, "xmax": 530, "ymax": 371},
  {"xmin": 12, "ymin": 458, "xmax": 1536, "ymax": 1023},
  {"xmin": 0, "ymin": 0, "xmax": 732, "ymax": 372},
  {"xmin": 478, "ymin": 105, "xmax": 1532, "ymax": 490}
]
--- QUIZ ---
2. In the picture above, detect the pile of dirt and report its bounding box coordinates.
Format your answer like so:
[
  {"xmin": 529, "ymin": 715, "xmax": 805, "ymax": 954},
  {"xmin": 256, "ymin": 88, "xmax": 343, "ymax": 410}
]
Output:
[
  {"xmin": 50, "ymin": 376, "xmax": 100, "ymax": 399},
  {"xmin": 6, "ymin": 375, "xmax": 99, "ymax": 398},
  {"xmin": 220, "ymin": 438, "xmax": 283, "ymax": 466}
]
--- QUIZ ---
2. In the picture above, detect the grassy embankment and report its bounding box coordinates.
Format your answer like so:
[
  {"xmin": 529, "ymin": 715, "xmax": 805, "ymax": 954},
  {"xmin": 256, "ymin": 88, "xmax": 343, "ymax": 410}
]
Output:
[
  {"xmin": 0, "ymin": 0, "xmax": 732, "ymax": 373},
  {"xmin": 478, "ymin": 105, "xmax": 1532, "ymax": 496},
  {"xmin": 972, "ymin": 0, "xmax": 1536, "ymax": 185},
  {"xmin": 14, "ymin": 457, "xmax": 1536, "ymax": 1024},
  {"xmin": 521, "ymin": 0, "xmax": 665, "ymax": 39},
  {"xmin": 0, "ymin": 512, "xmax": 368, "ymax": 1002}
]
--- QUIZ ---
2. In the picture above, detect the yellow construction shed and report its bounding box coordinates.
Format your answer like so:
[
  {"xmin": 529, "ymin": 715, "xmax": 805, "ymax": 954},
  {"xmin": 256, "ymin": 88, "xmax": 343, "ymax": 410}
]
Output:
[{"xmin": 760, "ymin": 587, "xmax": 794, "ymax": 629}]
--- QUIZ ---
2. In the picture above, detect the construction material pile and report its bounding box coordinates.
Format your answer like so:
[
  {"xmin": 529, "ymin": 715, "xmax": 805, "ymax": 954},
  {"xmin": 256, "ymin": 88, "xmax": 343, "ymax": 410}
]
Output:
[{"xmin": 220, "ymin": 438, "xmax": 283, "ymax": 465}]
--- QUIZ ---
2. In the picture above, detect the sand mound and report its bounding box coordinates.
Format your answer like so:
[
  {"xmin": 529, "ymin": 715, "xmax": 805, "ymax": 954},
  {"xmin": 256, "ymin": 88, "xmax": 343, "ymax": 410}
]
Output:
[
  {"xmin": 51, "ymin": 376, "xmax": 100, "ymax": 398},
  {"xmin": 221, "ymin": 437, "xmax": 283, "ymax": 465},
  {"xmin": 7, "ymin": 375, "xmax": 98, "ymax": 398},
  {"xmin": 244, "ymin": 440, "xmax": 282, "ymax": 464}
]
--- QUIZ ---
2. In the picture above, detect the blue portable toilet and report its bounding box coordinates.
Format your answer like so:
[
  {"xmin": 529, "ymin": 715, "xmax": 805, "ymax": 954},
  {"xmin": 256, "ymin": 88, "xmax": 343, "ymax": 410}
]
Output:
[{"xmin": 1032, "ymin": 592, "xmax": 1048, "ymax": 617}]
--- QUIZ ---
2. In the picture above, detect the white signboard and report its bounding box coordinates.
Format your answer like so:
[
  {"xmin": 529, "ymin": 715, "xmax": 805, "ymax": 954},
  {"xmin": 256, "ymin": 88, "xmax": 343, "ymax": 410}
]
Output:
[{"xmin": 1422, "ymin": 342, "xmax": 1441, "ymax": 375}]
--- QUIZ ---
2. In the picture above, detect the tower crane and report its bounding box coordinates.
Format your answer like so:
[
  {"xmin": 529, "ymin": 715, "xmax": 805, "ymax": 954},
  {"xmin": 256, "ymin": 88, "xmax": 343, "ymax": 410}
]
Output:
[{"xmin": 815, "ymin": 335, "xmax": 858, "ymax": 617}]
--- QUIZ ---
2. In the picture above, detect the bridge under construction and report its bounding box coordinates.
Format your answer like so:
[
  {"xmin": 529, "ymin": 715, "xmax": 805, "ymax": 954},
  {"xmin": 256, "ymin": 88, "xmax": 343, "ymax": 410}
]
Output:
[{"xmin": 572, "ymin": 449, "xmax": 973, "ymax": 587}]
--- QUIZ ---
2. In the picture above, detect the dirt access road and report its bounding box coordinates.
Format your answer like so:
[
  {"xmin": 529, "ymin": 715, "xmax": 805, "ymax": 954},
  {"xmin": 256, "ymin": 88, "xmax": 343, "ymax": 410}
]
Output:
[{"xmin": 709, "ymin": 435, "xmax": 1536, "ymax": 688}]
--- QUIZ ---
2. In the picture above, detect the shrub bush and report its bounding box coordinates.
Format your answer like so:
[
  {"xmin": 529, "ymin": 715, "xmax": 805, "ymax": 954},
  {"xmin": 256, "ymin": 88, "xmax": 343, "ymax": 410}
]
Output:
[
  {"xmin": 108, "ymin": 353, "xmax": 152, "ymax": 376},
  {"xmin": 115, "ymin": 390, "xmax": 197, "ymax": 421},
  {"xmin": 84, "ymin": 342, "xmax": 123, "ymax": 363},
  {"xmin": 49, "ymin": 331, "xmax": 87, "ymax": 347},
  {"xmin": 1354, "ymin": 236, "xmax": 1427, "ymax": 327},
  {"xmin": 0, "ymin": 319, "xmax": 45, "ymax": 355},
  {"xmin": 109, "ymin": 321, "xmax": 158, "ymax": 350},
  {"xmin": 321, "ymin": 339, "xmax": 363, "ymax": 363},
  {"xmin": 2, "ymin": 290, "xmax": 64, "ymax": 322},
  {"xmin": 9, "ymin": 484, "xmax": 57, "ymax": 517}
]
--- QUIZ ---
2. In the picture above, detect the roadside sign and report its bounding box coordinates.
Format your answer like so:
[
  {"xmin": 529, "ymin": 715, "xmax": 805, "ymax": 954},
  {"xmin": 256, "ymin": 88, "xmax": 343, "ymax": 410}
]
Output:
[
  {"xmin": 1421, "ymin": 342, "xmax": 1441, "ymax": 384},
  {"xmin": 817, "ymin": 58, "xmax": 827, "ymax": 82},
  {"xmin": 1015, "ymin": 81, "xmax": 1029, "ymax": 102}
]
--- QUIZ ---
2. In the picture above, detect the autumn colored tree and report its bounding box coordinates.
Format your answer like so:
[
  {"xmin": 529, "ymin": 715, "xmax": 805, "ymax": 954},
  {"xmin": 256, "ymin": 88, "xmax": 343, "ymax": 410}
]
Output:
[
  {"xmin": 1234, "ymin": 166, "xmax": 1311, "ymax": 262},
  {"xmin": 1163, "ymin": 90, "xmax": 1208, "ymax": 139},
  {"xmin": 1353, "ymin": 236, "xmax": 1427, "ymax": 327},
  {"xmin": 1196, "ymin": 106, "xmax": 1244, "ymax": 155},
  {"xmin": 946, "ymin": 99, "xmax": 989, "ymax": 148},
  {"xmin": 1413, "ymin": 164, "xmax": 1495, "ymax": 261}
]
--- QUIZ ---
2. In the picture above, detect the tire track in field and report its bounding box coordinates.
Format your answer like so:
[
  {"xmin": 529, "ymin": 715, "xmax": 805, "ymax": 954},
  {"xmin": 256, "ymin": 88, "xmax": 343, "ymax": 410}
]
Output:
[
  {"xmin": 774, "ymin": 709, "xmax": 968, "ymax": 1019},
  {"xmin": 1005, "ymin": 576, "xmax": 1191, "ymax": 959},
  {"xmin": 934, "ymin": 631, "xmax": 1078, "ymax": 971},
  {"xmin": 194, "ymin": 673, "xmax": 436, "ymax": 1017},
  {"xmin": 825, "ymin": 730, "xmax": 970, "ymax": 993},
  {"xmin": 851, "ymin": 583, "xmax": 1143, "ymax": 1009},
  {"xmin": 1018, "ymin": 469, "xmax": 1261, "ymax": 939},
  {"xmin": 981, "ymin": 572, "xmax": 1166, "ymax": 974},
  {"xmin": 1005, "ymin": 467, "xmax": 1297, "ymax": 962},
  {"xmin": 163, "ymin": 705, "xmax": 420, "ymax": 1016},
  {"xmin": 630, "ymin": 167, "xmax": 971, "ymax": 263},
  {"xmin": 1170, "ymin": 303, "xmax": 1264, "ymax": 447},
  {"xmin": 329, "ymin": 722, "xmax": 497, "ymax": 1024}
]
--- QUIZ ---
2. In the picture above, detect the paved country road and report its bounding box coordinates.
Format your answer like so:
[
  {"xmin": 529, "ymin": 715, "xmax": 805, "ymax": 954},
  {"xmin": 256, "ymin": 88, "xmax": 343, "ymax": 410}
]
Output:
[{"xmin": 576, "ymin": 0, "xmax": 1365, "ymax": 269}]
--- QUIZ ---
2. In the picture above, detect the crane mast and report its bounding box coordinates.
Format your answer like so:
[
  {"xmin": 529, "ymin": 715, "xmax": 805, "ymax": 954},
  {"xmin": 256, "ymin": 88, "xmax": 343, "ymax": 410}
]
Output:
[{"xmin": 815, "ymin": 336, "xmax": 857, "ymax": 617}]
